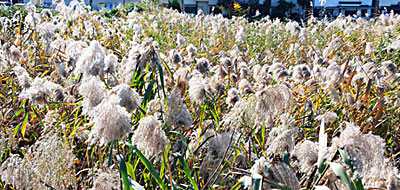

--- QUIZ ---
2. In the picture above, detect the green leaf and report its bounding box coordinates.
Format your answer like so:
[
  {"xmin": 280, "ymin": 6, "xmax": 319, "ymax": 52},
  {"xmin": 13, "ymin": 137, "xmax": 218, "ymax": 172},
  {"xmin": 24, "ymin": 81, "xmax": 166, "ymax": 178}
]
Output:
[
  {"xmin": 108, "ymin": 141, "xmax": 114, "ymax": 167},
  {"xmin": 169, "ymin": 131, "xmax": 192, "ymax": 155},
  {"xmin": 283, "ymin": 153, "xmax": 290, "ymax": 165},
  {"xmin": 328, "ymin": 162, "xmax": 356, "ymax": 190},
  {"xmin": 126, "ymin": 143, "xmax": 168, "ymax": 190},
  {"xmin": 117, "ymin": 154, "xmax": 131, "ymax": 190},
  {"xmin": 162, "ymin": 60, "xmax": 173, "ymax": 83},
  {"xmin": 69, "ymin": 106, "xmax": 81, "ymax": 137},
  {"xmin": 19, "ymin": 99, "xmax": 27, "ymax": 108},
  {"xmin": 338, "ymin": 148, "xmax": 354, "ymax": 172},
  {"xmin": 252, "ymin": 174, "xmax": 262, "ymax": 190},
  {"xmin": 132, "ymin": 159, "xmax": 140, "ymax": 181},
  {"xmin": 261, "ymin": 122, "xmax": 266, "ymax": 146},
  {"xmin": 14, "ymin": 123, "xmax": 21, "ymax": 137},
  {"xmin": 126, "ymin": 162, "xmax": 135, "ymax": 178},
  {"xmin": 210, "ymin": 104, "xmax": 220, "ymax": 132},
  {"xmin": 142, "ymin": 80, "xmax": 156, "ymax": 110},
  {"xmin": 264, "ymin": 178, "xmax": 292, "ymax": 190},
  {"xmin": 231, "ymin": 181, "xmax": 242, "ymax": 190},
  {"xmin": 31, "ymin": 106, "xmax": 45, "ymax": 128},
  {"xmin": 156, "ymin": 62, "xmax": 167, "ymax": 98},
  {"xmin": 175, "ymin": 153, "xmax": 199, "ymax": 190},
  {"xmin": 11, "ymin": 108, "xmax": 25, "ymax": 121},
  {"xmin": 354, "ymin": 177, "xmax": 364, "ymax": 190}
]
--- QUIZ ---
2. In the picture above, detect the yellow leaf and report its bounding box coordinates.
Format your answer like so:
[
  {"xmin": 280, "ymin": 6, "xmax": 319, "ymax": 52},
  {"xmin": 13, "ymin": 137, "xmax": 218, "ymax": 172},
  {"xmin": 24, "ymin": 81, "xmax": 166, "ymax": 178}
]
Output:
[
  {"xmin": 21, "ymin": 114, "xmax": 28, "ymax": 139},
  {"xmin": 233, "ymin": 2, "xmax": 241, "ymax": 10}
]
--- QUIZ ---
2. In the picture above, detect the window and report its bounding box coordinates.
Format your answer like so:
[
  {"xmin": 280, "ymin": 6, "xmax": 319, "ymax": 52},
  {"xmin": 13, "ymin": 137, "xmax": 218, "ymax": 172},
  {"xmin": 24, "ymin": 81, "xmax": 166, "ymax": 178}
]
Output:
[
  {"xmin": 339, "ymin": 1, "xmax": 361, "ymax": 4},
  {"xmin": 345, "ymin": 10, "xmax": 357, "ymax": 16},
  {"xmin": 185, "ymin": 6, "xmax": 197, "ymax": 14}
]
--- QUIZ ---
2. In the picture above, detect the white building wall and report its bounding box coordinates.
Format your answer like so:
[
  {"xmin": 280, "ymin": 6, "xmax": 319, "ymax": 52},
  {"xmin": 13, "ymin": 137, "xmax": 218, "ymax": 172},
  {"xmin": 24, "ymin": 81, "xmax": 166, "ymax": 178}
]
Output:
[
  {"xmin": 208, "ymin": 0, "xmax": 217, "ymax": 5},
  {"xmin": 183, "ymin": 0, "xmax": 196, "ymax": 5},
  {"xmin": 182, "ymin": 0, "xmax": 217, "ymax": 6},
  {"xmin": 33, "ymin": 0, "xmax": 141, "ymax": 9},
  {"xmin": 379, "ymin": 0, "xmax": 400, "ymax": 6},
  {"xmin": 181, "ymin": 0, "xmax": 219, "ymax": 14},
  {"xmin": 313, "ymin": 0, "xmax": 373, "ymax": 8},
  {"xmin": 93, "ymin": 0, "xmax": 141, "ymax": 10}
]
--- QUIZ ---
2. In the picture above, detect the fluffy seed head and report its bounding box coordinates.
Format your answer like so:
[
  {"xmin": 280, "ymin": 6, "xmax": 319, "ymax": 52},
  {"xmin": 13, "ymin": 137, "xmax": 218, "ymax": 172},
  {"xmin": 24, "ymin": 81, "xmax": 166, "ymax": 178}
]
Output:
[
  {"xmin": 74, "ymin": 41, "xmax": 106, "ymax": 77},
  {"xmin": 78, "ymin": 76, "xmax": 106, "ymax": 115},
  {"xmin": 13, "ymin": 66, "xmax": 32, "ymax": 89},
  {"xmin": 226, "ymin": 88, "xmax": 239, "ymax": 106},
  {"xmin": 19, "ymin": 77, "xmax": 64, "ymax": 106},
  {"xmin": 292, "ymin": 64, "xmax": 311, "ymax": 81},
  {"xmin": 195, "ymin": 57, "xmax": 209, "ymax": 73},
  {"xmin": 87, "ymin": 95, "xmax": 131, "ymax": 146},
  {"xmin": 166, "ymin": 89, "xmax": 192, "ymax": 129},
  {"xmin": 110, "ymin": 84, "xmax": 141, "ymax": 113},
  {"xmin": 189, "ymin": 76, "xmax": 206, "ymax": 103},
  {"xmin": 131, "ymin": 115, "xmax": 169, "ymax": 159}
]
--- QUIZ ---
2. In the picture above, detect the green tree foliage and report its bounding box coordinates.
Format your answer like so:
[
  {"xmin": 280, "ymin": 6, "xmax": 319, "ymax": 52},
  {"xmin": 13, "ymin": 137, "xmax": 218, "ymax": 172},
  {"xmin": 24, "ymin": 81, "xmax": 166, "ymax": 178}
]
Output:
[
  {"xmin": 217, "ymin": 0, "xmax": 234, "ymax": 18},
  {"xmin": 275, "ymin": 0, "xmax": 295, "ymax": 18},
  {"xmin": 168, "ymin": 0, "xmax": 182, "ymax": 12},
  {"xmin": 217, "ymin": 0, "xmax": 264, "ymax": 18},
  {"xmin": 260, "ymin": 0, "xmax": 271, "ymax": 16}
]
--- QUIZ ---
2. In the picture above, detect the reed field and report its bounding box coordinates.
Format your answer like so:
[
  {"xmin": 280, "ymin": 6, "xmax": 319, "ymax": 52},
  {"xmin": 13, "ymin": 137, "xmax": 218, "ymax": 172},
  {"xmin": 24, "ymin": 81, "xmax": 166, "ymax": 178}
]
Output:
[{"xmin": 0, "ymin": 1, "xmax": 400, "ymax": 189}]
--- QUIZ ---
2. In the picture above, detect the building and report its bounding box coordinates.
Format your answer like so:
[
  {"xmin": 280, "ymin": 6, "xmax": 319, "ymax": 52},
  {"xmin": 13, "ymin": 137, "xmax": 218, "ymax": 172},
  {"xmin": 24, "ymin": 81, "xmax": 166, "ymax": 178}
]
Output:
[
  {"xmin": 83, "ymin": 0, "xmax": 140, "ymax": 10},
  {"xmin": 379, "ymin": 0, "xmax": 400, "ymax": 13},
  {"xmin": 20, "ymin": 0, "xmax": 141, "ymax": 9},
  {"xmin": 181, "ymin": 0, "xmax": 218, "ymax": 14},
  {"xmin": 312, "ymin": 0, "xmax": 377, "ymax": 17}
]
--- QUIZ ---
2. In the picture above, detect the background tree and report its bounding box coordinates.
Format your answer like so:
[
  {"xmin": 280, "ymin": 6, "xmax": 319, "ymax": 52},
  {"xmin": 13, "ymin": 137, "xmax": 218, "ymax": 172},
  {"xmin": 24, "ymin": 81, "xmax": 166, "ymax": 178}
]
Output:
[
  {"xmin": 275, "ymin": 0, "xmax": 295, "ymax": 18},
  {"xmin": 168, "ymin": 0, "xmax": 182, "ymax": 12},
  {"xmin": 297, "ymin": 0, "xmax": 311, "ymax": 18},
  {"xmin": 217, "ymin": 0, "xmax": 234, "ymax": 18},
  {"xmin": 260, "ymin": 0, "xmax": 271, "ymax": 16},
  {"xmin": 218, "ymin": 0, "xmax": 263, "ymax": 18},
  {"xmin": 247, "ymin": 0, "xmax": 260, "ymax": 18}
]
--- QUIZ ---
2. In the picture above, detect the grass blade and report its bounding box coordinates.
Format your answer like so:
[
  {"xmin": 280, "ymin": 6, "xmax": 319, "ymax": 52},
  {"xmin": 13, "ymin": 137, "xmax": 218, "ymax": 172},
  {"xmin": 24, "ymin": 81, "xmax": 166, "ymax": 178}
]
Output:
[
  {"xmin": 11, "ymin": 108, "xmax": 25, "ymax": 121},
  {"xmin": 21, "ymin": 113, "xmax": 28, "ymax": 139},
  {"xmin": 126, "ymin": 143, "xmax": 168, "ymax": 190},
  {"xmin": 126, "ymin": 162, "xmax": 135, "ymax": 178},
  {"xmin": 108, "ymin": 141, "xmax": 114, "ymax": 167},
  {"xmin": 31, "ymin": 106, "xmax": 45, "ymax": 128},
  {"xmin": 142, "ymin": 80, "xmax": 156, "ymax": 110},
  {"xmin": 117, "ymin": 154, "xmax": 131, "ymax": 190},
  {"xmin": 156, "ymin": 62, "xmax": 167, "ymax": 98},
  {"xmin": 328, "ymin": 162, "xmax": 356, "ymax": 190},
  {"xmin": 169, "ymin": 131, "xmax": 192, "ymax": 155},
  {"xmin": 252, "ymin": 173, "xmax": 262, "ymax": 190},
  {"xmin": 338, "ymin": 148, "xmax": 354, "ymax": 172},
  {"xmin": 130, "ymin": 179, "xmax": 145, "ymax": 190},
  {"xmin": 353, "ymin": 177, "xmax": 364, "ymax": 190},
  {"xmin": 175, "ymin": 153, "xmax": 199, "ymax": 190},
  {"xmin": 264, "ymin": 178, "xmax": 292, "ymax": 190}
]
